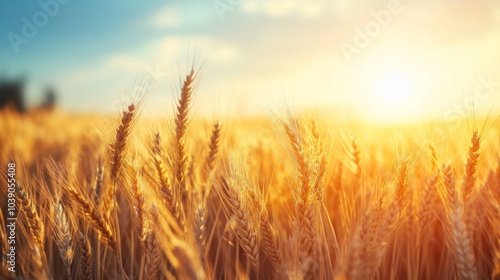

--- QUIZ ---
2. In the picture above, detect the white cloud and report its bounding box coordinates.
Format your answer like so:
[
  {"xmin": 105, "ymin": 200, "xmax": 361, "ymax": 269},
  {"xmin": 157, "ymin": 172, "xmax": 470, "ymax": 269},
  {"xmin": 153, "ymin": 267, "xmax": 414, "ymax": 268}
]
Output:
[
  {"xmin": 241, "ymin": 0, "xmax": 334, "ymax": 18},
  {"xmin": 61, "ymin": 35, "xmax": 241, "ymax": 94},
  {"xmin": 148, "ymin": 6, "xmax": 183, "ymax": 28},
  {"xmin": 150, "ymin": 36, "xmax": 240, "ymax": 64},
  {"xmin": 298, "ymin": 3, "xmax": 323, "ymax": 18},
  {"xmin": 146, "ymin": 4, "xmax": 216, "ymax": 29}
]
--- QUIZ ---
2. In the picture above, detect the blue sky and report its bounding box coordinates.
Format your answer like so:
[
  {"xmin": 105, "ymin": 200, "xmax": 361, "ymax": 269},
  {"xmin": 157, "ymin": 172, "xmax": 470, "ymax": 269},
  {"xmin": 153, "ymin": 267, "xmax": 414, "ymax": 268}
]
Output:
[{"xmin": 1, "ymin": 0, "xmax": 500, "ymax": 122}]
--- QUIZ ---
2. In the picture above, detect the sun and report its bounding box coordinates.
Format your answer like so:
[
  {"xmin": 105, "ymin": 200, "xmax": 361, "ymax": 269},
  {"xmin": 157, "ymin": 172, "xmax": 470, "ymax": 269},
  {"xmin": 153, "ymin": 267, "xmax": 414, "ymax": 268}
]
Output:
[
  {"xmin": 374, "ymin": 71, "xmax": 414, "ymax": 109},
  {"xmin": 361, "ymin": 65, "xmax": 425, "ymax": 123}
]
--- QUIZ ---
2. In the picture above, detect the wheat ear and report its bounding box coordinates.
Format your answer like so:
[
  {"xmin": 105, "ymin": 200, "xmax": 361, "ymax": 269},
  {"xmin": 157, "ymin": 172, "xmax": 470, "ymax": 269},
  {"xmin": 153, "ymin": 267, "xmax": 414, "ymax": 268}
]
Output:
[
  {"xmin": 260, "ymin": 206, "xmax": 282, "ymax": 277},
  {"xmin": 463, "ymin": 131, "xmax": 480, "ymax": 202},
  {"xmin": 101, "ymin": 103, "xmax": 136, "ymax": 222},
  {"xmin": 174, "ymin": 68, "xmax": 195, "ymax": 204},
  {"xmin": 77, "ymin": 232, "xmax": 93, "ymax": 280},
  {"xmin": 462, "ymin": 131, "xmax": 480, "ymax": 245},
  {"xmin": 216, "ymin": 177, "xmax": 260, "ymax": 273},
  {"xmin": 195, "ymin": 205, "xmax": 207, "ymax": 260},
  {"xmin": 153, "ymin": 132, "xmax": 176, "ymax": 217},
  {"xmin": 313, "ymin": 155, "xmax": 327, "ymax": 202},
  {"xmin": 346, "ymin": 207, "xmax": 374, "ymax": 280},
  {"xmin": 54, "ymin": 202, "xmax": 74, "ymax": 279},
  {"xmin": 370, "ymin": 199, "xmax": 399, "ymax": 275},
  {"xmin": 143, "ymin": 206, "xmax": 163, "ymax": 280},
  {"xmin": 205, "ymin": 122, "xmax": 221, "ymax": 173},
  {"xmin": 65, "ymin": 186, "xmax": 115, "ymax": 250},
  {"xmin": 16, "ymin": 182, "xmax": 45, "ymax": 251},
  {"xmin": 93, "ymin": 158, "xmax": 104, "ymax": 202},
  {"xmin": 110, "ymin": 103, "xmax": 136, "ymax": 181},
  {"xmin": 246, "ymin": 186, "xmax": 282, "ymax": 275},
  {"xmin": 396, "ymin": 158, "xmax": 410, "ymax": 213},
  {"xmin": 442, "ymin": 164, "xmax": 478, "ymax": 280},
  {"xmin": 130, "ymin": 164, "xmax": 147, "ymax": 243},
  {"xmin": 283, "ymin": 120, "xmax": 316, "ymax": 266},
  {"xmin": 418, "ymin": 174, "xmax": 438, "ymax": 231},
  {"xmin": 350, "ymin": 136, "xmax": 362, "ymax": 184}
]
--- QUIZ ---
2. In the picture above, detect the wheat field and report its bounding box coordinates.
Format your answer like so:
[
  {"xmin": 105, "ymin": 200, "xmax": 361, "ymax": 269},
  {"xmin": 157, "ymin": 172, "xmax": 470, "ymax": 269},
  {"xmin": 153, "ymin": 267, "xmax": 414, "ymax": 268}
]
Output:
[{"xmin": 1, "ymin": 69, "xmax": 500, "ymax": 280}]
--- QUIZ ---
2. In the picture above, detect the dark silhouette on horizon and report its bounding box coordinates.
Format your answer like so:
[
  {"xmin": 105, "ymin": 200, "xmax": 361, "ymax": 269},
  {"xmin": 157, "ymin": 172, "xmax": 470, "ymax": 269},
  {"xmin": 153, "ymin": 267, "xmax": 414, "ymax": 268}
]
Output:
[
  {"xmin": 0, "ymin": 79, "xmax": 57, "ymax": 113},
  {"xmin": 41, "ymin": 87, "xmax": 56, "ymax": 110},
  {"xmin": 0, "ymin": 80, "xmax": 26, "ymax": 112}
]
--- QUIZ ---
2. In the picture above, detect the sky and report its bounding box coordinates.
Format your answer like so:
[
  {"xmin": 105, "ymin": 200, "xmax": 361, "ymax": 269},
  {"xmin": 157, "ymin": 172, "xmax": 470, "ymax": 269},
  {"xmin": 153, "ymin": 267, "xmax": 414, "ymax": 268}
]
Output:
[{"xmin": 1, "ymin": 0, "xmax": 500, "ymax": 123}]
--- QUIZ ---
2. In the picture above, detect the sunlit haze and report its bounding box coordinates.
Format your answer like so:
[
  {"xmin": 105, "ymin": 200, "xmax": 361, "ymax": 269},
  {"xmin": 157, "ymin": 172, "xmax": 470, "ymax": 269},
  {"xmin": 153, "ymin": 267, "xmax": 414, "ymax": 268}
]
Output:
[{"xmin": 1, "ymin": 0, "xmax": 500, "ymax": 123}]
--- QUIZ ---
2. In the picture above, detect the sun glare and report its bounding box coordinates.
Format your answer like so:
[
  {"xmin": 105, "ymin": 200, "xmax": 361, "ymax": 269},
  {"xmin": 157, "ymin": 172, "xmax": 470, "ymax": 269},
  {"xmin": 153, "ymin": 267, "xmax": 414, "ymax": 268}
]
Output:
[
  {"xmin": 360, "ymin": 63, "xmax": 426, "ymax": 123},
  {"xmin": 374, "ymin": 71, "xmax": 414, "ymax": 109}
]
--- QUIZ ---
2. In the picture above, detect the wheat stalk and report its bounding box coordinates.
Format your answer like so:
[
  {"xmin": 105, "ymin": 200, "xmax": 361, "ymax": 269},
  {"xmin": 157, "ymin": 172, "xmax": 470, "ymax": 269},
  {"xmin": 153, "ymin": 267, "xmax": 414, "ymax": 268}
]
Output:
[{"xmin": 172, "ymin": 244, "xmax": 206, "ymax": 280}]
